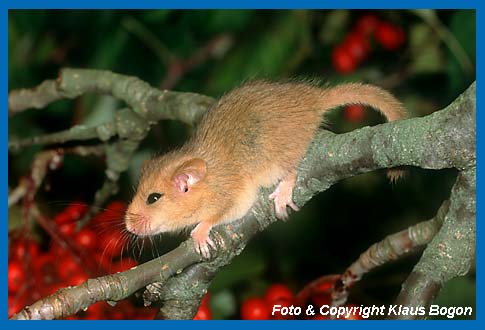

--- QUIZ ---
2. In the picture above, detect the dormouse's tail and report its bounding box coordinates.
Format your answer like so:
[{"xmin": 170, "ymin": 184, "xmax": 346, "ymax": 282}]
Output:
[
  {"xmin": 319, "ymin": 83, "xmax": 407, "ymax": 121},
  {"xmin": 320, "ymin": 83, "xmax": 407, "ymax": 182}
]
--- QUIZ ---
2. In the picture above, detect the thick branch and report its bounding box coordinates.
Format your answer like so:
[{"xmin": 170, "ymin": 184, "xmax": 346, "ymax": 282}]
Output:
[
  {"xmin": 390, "ymin": 168, "xmax": 475, "ymax": 319},
  {"xmin": 8, "ymin": 68, "xmax": 214, "ymax": 125},
  {"xmin": 136, "ymin": 81, "xmax": 476, "ymax": 319},
  {"xmin": 11, "ymin": 241, "xmax": 200, "ymax": 320},
  {"xmin": 9, "ymin": 74, "xmax": 475, "ymax": 319},
  {"xmin": 331, "ymin": 200, "xmax": 449, "ymax": 308}
]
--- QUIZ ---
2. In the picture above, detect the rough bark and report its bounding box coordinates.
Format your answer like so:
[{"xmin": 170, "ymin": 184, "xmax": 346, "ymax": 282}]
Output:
[{"xmin": 8, "ymin": 70, "xmax": 475, "ymax": 320}]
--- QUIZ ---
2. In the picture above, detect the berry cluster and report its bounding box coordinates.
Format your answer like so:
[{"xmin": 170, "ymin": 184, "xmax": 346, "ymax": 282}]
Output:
[
  {"xmin": 10, "ymin": 203, "xmax": 365, "ymax": 320},
  {"xmin": 331, "ymin": 14, "xmax": 405, "ymax": 124},
  {"xmin": 239, "ymin": 279, "xmax": 363, "ymax": 320},
  {"xmin": 240, "ymin": 284, "xmax": 295, "ymax": 320},
  {"xmin": 193, "ymin": 293, "xmax": 212, "ymax": 320},
  {"xmin": 297, "ymin": 274, "xmax": 363, "ymax": 320},
  {"xmin": 331, "ymin": 14, "xmax": 406, "ymax": 74},
  {"xmin": 8, "ymin": 201, "xmax": 158, "ymax": 319}
]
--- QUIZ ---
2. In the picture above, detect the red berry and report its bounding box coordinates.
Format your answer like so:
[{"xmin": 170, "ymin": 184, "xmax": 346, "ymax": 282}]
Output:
[
  {"xmin": 264, "ymin": 284, "xmax": 294, "ymax": 303},
  {"xmin": 11, "ymin": 239, "xmax": 40, "ymax": 260},
  {"xmin": 344, "ymin": 104, "xmax": 366, "ymax": 123},
  {"xmin": 194, "ymin": 305, "xmax": 212, "ymax": 320},
  {"xmin": 270, "ymin": 298, "xmax": 295, "ymax": 320},
  {"xmin": 240, "ymin": 297, "xmax": 270, "ymax": 320},
  {"xmin": 314, "ymin": 278, "xmax": 335, "ymax": 292},
  {"xmin": 65, "ymin": 315, "xmax": 80, "ymax": 320},
  {"xmin": 331, "ymin": 45, "xmax": 358, "ymax": 74},
  {"xmin": 57, "ymin": 256, "xmax": 82, "ymax": 279},
  {"xmin": 93, "ymin": 201, "xmax": 127, "ymax": 224},
  {"xmin": 116, "ymin": 300, "xmax": 137, "ymax": 319},
  {"xmin": 8, "ymin": 261, "xmax": 25, "ymax": 293},
  {"xmin": 375, "ymin": 22, "xmax": 405, "ymax": 51},
  {"xmin": 8, "ymin": 295, "xmax": 25, "ymax": 317},
  {"xmin": 49, "ymin": 242, "xmax": 70, "ymax": 259},
  {"xmin": 59, "ymin": 223, "xmax": 76, "ymax": 236},
  {"xmin": 94, "ymin": 251, "xmax": 112, "ymax": 271},
  {"xmin": 337, "ymin": 304, "xmax": 364, "ymax": 320},
  {"xmin": 55, "ymin": 203, "xmax": 88, "ymax": 225},
  {"xmin": 355, "ymin": 14, "xmax": 380, "ymax": 35},
  {"xmin": 66, "ymin": 203, "xmax": 88, "ymax": 220},
  {"xmin": 54, "ymin": 212, "xmax": 72, "ymax": 225},
  {"xmin": 32, "ymin": 253, "xmax": 55, "ymax": 274},
  {"xmin": 343, "ymin": 33, "xmax": 371, "ymax": 62},
  {"xmin": 134, "ymin": 307, "xmax": 158, "ymax": 319},
  {"xmin": 84, "ymin": 302, "xmax": 106, "ymax": 320},
  {"xmin": 68, "ymin": 272, "xmax": 88, "ymax": 286},
  {"xmin": 74, "ymin": 228, "xmax": 97, "ymax": 250},
  {"xmin": 312, "ymin": 293, "xmax": 331, "ymax": 307},
  {"xmin": 201, "ymin": 292, "xmax": 210, "ymax": 307},
  {"xmin": 107, "ymin": 201, "xmax": 127, "ymax": 213},
  {"xmin": 44, "ymin": 282, "xmax": 65, "ymax": 296},
  {"xmin": 110, "ymin": 309, "xmax": 126, "ymax": 320},
  {"xmin": 98, "ymin": 231, "xmax": 127, "ymax": 257}
]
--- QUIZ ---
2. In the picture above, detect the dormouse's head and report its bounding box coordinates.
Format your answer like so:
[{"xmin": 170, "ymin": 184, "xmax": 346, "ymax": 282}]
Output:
[{"xmin": 125, "ymin": 154, "xmax": 208, "ymax": 236}]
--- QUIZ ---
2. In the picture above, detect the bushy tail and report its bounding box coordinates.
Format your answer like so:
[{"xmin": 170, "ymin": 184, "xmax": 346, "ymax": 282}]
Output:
[
  {"xmin": 319, "ymin": 83, "xmax": 407, "ymax": 121},
  {"xmin": 320, "ymin": 83, "xmax": 408, "ymax": 182}
]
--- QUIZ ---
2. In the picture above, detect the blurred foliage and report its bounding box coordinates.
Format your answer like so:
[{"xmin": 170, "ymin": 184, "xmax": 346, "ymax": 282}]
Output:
[{"xmin": 8, "ymin": 10, "xmax": 475, "ymax": 319}]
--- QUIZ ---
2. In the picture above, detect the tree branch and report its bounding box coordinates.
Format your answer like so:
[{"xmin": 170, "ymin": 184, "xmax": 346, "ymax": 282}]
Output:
[
  {"xmin": 8, "ymin": 70, "xmax": 475, "ymax": 319},
  {"xmin": 390, "ymin": 169, "xmax": 475, "ymax": 319},
  {"xmin": 8, "ymin": 68, "xmax": 214, "ymax": 124},
  {"xmin": 330, "ymin": 200, "xmax": 449, "ymax": 308}
]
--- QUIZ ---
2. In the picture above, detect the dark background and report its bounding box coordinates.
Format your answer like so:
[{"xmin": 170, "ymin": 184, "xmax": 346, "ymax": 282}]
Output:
[{"xmin": 8, "ymin": 10, "xmax": 476, "ymax": 319}]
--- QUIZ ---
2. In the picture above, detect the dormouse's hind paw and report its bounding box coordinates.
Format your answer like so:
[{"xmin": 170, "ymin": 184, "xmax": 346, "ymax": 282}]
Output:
[
  {"xmin": 386, "ymin": 167, "xmax": 407, "ymax": 184},
  {"xmin": 269, "ymin": 171, "xmax": 299, "ymax": 220},
  {"xmin": 190, "ymin": 222, "xmax": 225, "ymax": 259}
]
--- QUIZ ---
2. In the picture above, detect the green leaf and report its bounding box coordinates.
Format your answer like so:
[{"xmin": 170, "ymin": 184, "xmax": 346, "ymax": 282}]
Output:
[
  {"xmin": 8, "ymin": 205, "xmax": 22, "ymax": 232},
  {"xmin": 318, "ymin": 10, "xmax": 350, "ymax": 44},
  {"xmin": 409, "ymin": 23, "xmax": 445, "ymax": 74},
  {"xmin": 206, "ymin": 11, "xmax": 311, "ymax": 94},
  {"xmin": 204, "ymin": 10, "xmax": 253, "ymax": 33},
  {"xmin": 449, "ymin": 10, "xmax": 476, "ymax": 62},
  {"xmin": 447, "ymin": 10, "xmax": 476, "ymax": 94},
  {"xmin": 210, "ymin": 248, "xmax": 266, "ymax": 292},
  {"xmin": 141, "ymin": 10, "xmax": 172, "ymax": 24},
  {"xmin": 89, "ymin": 29, "xmax": 129, "ymax": 69},
  {"xmin": 210, "ymin": 290, "xmax": 237, "ymax": 320}
]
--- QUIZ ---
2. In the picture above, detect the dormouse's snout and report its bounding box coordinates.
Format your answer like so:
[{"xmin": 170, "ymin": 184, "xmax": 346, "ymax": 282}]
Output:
[{"xmin": 124, "ymin": 157, "xmax": 208, "ymax": 236}]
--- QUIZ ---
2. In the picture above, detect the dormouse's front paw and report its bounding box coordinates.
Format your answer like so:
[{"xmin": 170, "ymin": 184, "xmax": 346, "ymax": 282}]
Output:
[
  {"xmin": 191, "ymin": 229, "xmax": 214, "ymax": 259},
  {"xmin": 190, "ymin": 222, "xmax": 224, "ymax": 259}
]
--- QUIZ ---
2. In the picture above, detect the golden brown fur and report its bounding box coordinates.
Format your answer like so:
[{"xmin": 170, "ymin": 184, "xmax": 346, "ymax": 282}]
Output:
[{"xmin": 125, "ymin": 80, "xmax": 407, "ymax": 254}]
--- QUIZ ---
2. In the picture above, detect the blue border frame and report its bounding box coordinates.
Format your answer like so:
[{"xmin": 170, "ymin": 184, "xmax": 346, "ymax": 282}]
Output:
[
  {"xmin": 3, "ymin": 0, "xmax": 481, "ymax": 328},
  {"xmin": 2, "ymin": 0, "xmax": 478, "ymax": 10}
]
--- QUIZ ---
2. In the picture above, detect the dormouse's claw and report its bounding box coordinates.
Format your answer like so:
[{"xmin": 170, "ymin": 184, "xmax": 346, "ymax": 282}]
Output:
[
  {"xmin": 206, "ymin": 236, "xmax": 216, "ymax": 249},
  {"xmin": 201, "ymin": 244, "xmax": 210, "ymax": 259},
  {"xmin": 288, "ymin": 201, "xmax": 300, "ymax": 212},
  {"xmin": 276, "ymin": 208, "xmax": 289, "ymax": 221},
  {"xmin": 213, "ymin": 232, "xmax": 226, "ymax": 249}
]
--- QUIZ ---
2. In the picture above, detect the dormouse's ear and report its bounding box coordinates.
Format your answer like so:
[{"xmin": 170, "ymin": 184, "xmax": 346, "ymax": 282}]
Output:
[{"xmin": 172, "ymin": 158, "xmax": 207, "ymax": 193}]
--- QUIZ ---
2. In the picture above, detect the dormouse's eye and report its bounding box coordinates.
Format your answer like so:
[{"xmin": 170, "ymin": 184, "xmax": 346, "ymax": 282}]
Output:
[{"xmin": 146, "ymin": 192, "xmax": 163, "ymax": 205}]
